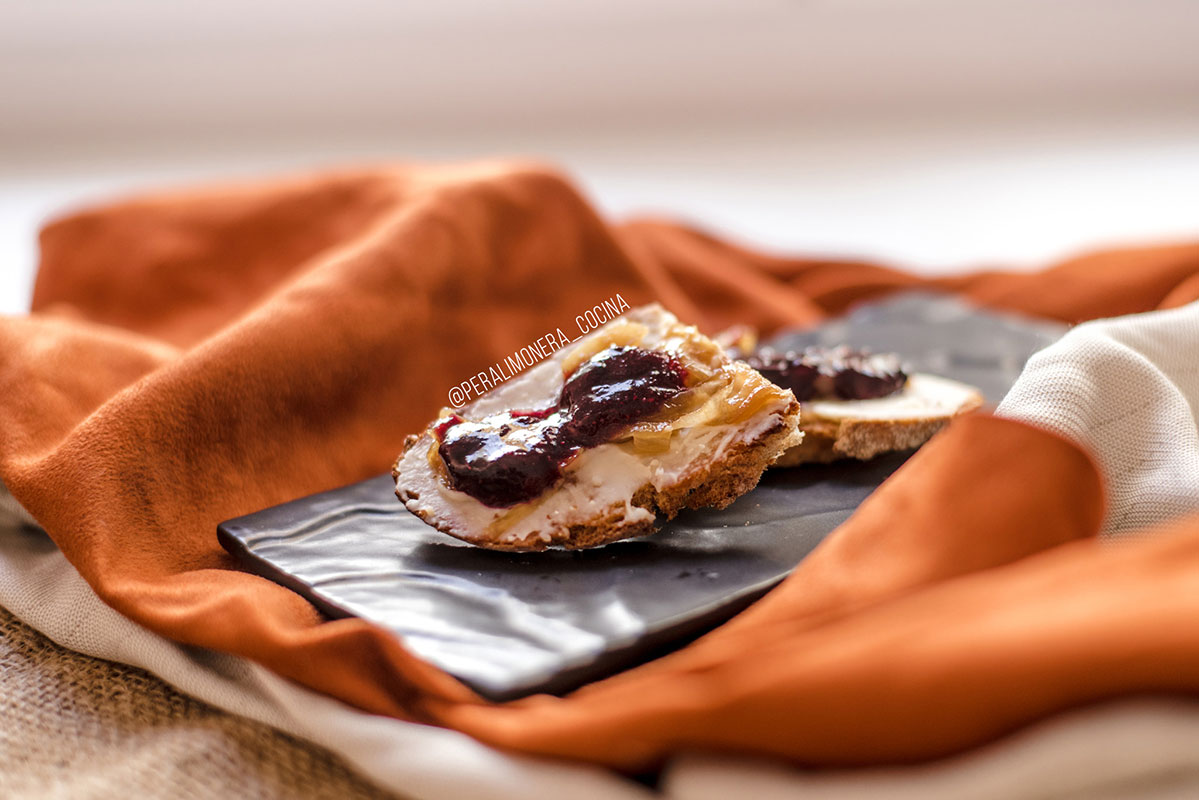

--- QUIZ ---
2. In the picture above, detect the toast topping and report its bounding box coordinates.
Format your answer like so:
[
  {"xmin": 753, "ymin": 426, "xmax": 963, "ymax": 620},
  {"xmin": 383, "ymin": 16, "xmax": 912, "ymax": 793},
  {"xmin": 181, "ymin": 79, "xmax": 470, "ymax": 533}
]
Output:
[
  {"xmin": 743, "ymin": 346, "xmax": 906, "ymax": 401},
  {"xmin": 436, "ymin": 346, "xmax": 688, "ymax": 507}
]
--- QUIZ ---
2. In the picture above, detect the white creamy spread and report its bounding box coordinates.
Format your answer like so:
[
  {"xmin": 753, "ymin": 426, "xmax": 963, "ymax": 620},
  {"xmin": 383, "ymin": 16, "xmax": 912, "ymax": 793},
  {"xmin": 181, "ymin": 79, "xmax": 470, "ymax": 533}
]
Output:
[{"xmin": 806, "ymin": 373, "xmax": 981, "ymax": 422}]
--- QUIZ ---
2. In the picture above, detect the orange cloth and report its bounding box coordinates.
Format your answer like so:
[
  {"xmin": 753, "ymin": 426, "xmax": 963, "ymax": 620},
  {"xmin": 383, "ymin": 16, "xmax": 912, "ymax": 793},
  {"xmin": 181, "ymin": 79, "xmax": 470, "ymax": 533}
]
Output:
[{"xmin": 4, "ymin": 161, "xmax": 1199, "ymax": 770}]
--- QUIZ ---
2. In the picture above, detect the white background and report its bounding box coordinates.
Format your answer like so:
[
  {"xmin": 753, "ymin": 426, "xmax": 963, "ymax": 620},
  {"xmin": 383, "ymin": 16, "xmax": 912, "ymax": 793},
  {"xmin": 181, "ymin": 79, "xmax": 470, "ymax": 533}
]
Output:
[{"xmin": 3, "ymin": 0, "xmax": 1199, "ymax": 314}]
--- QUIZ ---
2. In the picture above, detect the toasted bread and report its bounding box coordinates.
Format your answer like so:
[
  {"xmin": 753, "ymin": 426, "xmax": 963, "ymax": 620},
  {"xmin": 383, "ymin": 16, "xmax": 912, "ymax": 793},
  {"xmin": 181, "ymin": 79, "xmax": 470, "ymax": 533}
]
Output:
[
  {"xmin": 394, "ymin": 305, "xmax": 802, "ymax": 551},
  {"xmin": 773, "ymin": 373, "xmax": 982, "ymax": 466}
]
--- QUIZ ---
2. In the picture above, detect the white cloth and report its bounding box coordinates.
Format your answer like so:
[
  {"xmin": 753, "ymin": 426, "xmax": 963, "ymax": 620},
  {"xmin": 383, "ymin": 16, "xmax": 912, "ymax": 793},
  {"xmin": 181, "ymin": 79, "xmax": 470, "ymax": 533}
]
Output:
[
  {"xmin": 663, "ymin": 699, "xmax": 1199, "ymax": 800},
  {"xmin": 998, "ymin": 301, "xmax": 1199, "ymax": 537},
  {"xmin": 3, "ymin": 300, "xmax": 1199, "ymax": 798}
]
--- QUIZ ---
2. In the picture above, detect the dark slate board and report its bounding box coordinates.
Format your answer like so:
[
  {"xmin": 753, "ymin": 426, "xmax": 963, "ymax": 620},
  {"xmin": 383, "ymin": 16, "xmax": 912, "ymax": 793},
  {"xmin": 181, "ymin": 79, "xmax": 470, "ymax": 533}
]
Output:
[{"xmin": 218, "ymin": 293, "xmax": 1065, "ymax": 702}]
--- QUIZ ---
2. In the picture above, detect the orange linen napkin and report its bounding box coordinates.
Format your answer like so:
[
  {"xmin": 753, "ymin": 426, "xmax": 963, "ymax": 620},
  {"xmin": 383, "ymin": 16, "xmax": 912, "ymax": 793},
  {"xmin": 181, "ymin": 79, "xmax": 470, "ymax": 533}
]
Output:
[{"xmin": 4, "ymin": 161, "xmax": 1199, "ymax": 770}]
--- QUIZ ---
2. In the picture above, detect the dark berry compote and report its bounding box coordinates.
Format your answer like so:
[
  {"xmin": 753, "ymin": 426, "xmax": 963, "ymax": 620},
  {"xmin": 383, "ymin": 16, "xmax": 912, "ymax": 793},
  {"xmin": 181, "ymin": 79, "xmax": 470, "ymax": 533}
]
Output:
[
  {"xmin": 436, "ymin": 346, "xmax": 688, "ymax": 508},
  {"xmin": 742, "ymin": 345, "xmax": 906, "ymax": 401}
]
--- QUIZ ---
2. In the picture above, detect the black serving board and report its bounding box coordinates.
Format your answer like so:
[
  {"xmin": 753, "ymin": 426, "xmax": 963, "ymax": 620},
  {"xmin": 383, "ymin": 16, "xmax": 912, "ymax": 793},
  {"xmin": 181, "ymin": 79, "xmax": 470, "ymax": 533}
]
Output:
[{"xmin": 218, "ymin": 293, "xmax": 1065, "ymax": 702}]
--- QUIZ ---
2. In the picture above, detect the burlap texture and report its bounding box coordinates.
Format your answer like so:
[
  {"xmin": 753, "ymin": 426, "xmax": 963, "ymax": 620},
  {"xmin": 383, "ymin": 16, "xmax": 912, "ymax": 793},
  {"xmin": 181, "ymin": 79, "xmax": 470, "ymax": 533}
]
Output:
[{"xmin": 0, "ymin": 604, "xmax": 399, "ymax": 800}]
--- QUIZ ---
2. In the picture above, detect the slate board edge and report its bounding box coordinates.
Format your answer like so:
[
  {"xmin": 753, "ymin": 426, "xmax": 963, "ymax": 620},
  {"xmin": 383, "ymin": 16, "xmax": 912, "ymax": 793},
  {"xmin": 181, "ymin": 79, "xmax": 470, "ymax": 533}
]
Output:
[{"xmin": 217, "ymin": 491, "xmax": 791, "ymax": 701}]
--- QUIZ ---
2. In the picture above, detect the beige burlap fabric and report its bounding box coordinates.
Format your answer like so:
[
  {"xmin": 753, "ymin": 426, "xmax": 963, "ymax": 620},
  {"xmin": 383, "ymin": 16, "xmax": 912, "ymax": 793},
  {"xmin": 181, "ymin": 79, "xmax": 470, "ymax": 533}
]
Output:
[{"xmin": 0, "ymin": 604, "xmax": 400, "ymax": 800}]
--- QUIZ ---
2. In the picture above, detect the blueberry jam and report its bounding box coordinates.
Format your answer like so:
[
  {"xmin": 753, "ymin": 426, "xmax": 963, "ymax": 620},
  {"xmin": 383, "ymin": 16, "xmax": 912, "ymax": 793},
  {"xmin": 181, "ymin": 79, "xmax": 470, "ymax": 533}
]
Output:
[
  {"xmin": 436, "ymin": 346, "xmax": 687, "ymax": 507},
  {"xmin": 559, "ymin": 346, "xmax": 689, "ymax": 447},
  {"xmin": 743, "ymin": 345, "xmax": 906, "ymax": 401}
]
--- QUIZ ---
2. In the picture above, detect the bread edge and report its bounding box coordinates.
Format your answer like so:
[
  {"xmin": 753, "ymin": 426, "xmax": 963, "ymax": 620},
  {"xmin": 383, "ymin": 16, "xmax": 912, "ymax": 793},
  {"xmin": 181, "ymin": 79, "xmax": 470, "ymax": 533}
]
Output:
[
  {"xmin": 394, "ymin": 399, "xmax": 800, "ymax": 552},
  {"xmin": 774, "ymin": 390, "xmax": 984, "ymax": 467}
]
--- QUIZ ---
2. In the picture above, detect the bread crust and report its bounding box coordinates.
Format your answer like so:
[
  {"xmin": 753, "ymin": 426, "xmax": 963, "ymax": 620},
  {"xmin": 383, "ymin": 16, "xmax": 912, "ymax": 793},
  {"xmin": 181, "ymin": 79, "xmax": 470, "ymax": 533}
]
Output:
[{"xmin": 774, "ymin": 390, "xmax": 982, "ymax": 467}]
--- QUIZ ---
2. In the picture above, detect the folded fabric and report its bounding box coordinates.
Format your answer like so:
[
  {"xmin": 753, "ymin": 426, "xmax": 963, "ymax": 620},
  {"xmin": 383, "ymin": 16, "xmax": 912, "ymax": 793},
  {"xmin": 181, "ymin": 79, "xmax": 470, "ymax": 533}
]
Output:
[
  {"xmin": 999, "ymin": 303, "xmax": 1199, "ymax": 537},
  {"xmin": 3, "ymin": 161, "xmax": 1199, "ymax": 771},
  {"xmin": 9, "ymin": 514, "xmax": 1199, "ymax": 800}
]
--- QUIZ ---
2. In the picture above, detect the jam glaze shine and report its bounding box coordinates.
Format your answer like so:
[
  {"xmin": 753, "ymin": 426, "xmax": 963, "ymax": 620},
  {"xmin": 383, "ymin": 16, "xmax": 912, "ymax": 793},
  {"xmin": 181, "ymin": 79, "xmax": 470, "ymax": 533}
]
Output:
[
  {"xmin": 743, "ymin": 345, "xmax": 906, "ymax": 402},
  {"xmin": 436, "ymin": 346, "xmax": 688, "ymax": 508}
]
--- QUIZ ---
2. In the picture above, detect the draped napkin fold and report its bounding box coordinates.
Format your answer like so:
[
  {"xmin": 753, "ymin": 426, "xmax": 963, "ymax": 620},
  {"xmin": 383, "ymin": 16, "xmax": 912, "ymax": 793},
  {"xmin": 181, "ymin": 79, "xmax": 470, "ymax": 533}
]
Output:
[{"xmin": 3, "ymin": 161, "xmax": 1199, "ymax": 770}]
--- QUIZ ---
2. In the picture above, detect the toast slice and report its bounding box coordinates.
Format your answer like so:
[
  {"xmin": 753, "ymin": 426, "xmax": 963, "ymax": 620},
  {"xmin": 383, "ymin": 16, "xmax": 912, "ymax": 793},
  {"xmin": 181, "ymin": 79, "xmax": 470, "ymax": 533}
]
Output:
[
  {"xmin": 393, "ymin": 305, "xmax": 801, "ymax": 551},
  {"xmin": 773, "ymin": 373, "xmax": 983, "ymax": 466}
]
